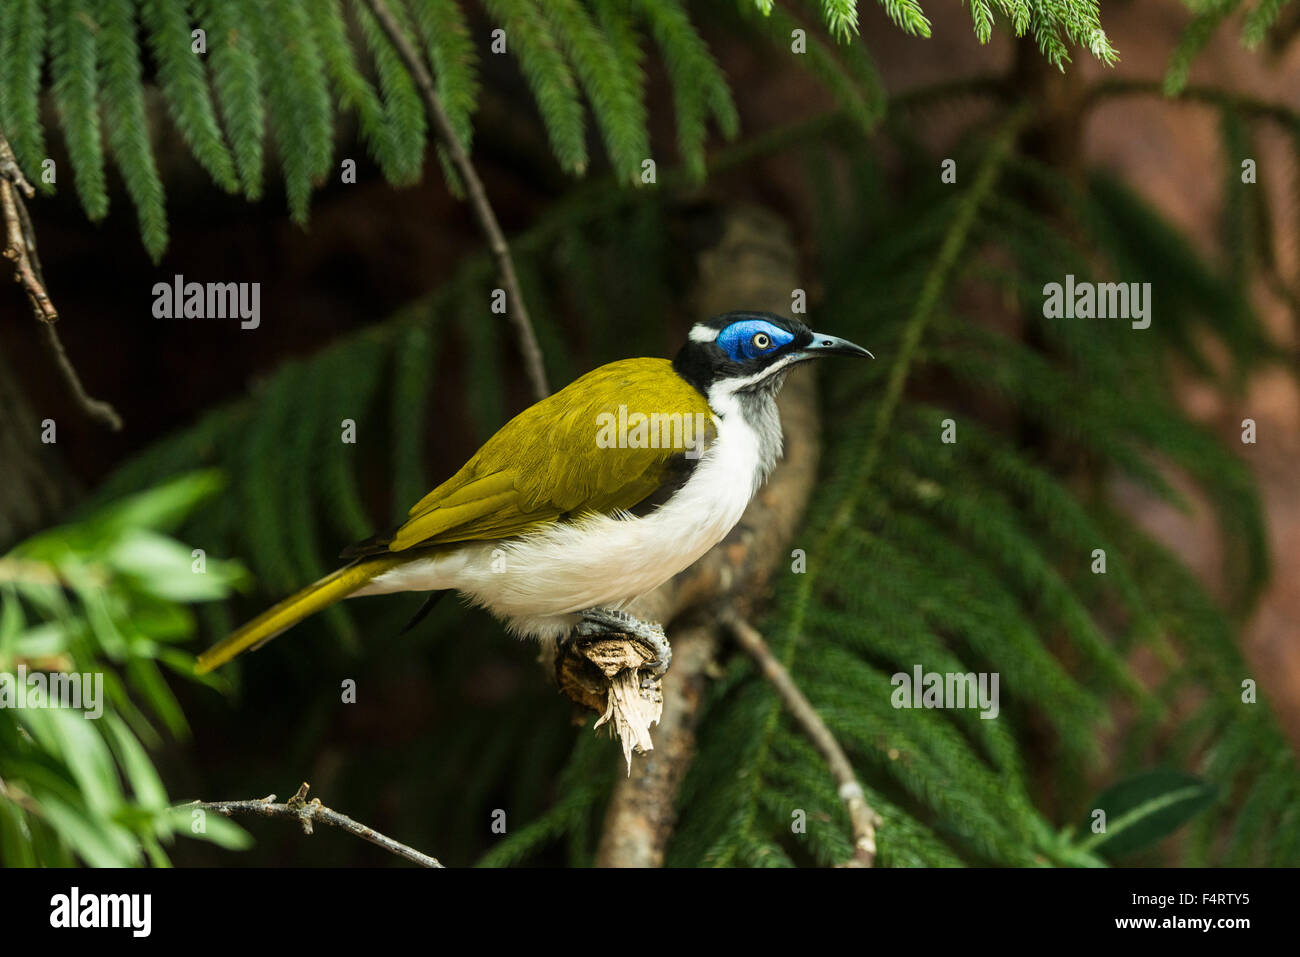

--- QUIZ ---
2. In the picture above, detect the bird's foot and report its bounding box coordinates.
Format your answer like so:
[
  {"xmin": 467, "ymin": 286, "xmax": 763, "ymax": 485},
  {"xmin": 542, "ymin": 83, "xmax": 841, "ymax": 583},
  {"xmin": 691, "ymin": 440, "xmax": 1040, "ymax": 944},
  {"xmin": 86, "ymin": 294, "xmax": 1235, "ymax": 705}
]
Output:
[{"xmin": 573, "ymin": 607, "xmax": 671, "ymax": 682}]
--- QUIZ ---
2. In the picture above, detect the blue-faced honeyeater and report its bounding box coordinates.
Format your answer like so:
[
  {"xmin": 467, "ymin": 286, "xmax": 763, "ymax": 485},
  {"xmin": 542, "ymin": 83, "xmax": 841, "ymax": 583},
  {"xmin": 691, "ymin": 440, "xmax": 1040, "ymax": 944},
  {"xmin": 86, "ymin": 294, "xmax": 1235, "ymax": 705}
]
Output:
[{"xmin": 195, "ymin": 312, "xmax": 872, "ymax": 676}]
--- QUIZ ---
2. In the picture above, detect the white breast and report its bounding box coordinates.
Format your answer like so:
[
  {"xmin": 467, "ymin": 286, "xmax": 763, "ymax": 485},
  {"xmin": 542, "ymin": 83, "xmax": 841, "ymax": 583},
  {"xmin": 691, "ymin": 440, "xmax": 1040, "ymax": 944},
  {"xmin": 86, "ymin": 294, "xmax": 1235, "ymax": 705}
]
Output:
[{"xmin": 358, "ymin": 395, "xmax": 778, "ymax": 641}]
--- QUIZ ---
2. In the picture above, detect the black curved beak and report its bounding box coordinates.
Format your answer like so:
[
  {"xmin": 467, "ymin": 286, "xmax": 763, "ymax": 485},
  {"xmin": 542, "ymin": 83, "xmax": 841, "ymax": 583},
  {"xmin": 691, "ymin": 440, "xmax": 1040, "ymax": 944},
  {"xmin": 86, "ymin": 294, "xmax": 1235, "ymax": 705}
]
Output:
[{"xmin": 803, "ymin": 331, "xmax": 874, "ymax": 360}]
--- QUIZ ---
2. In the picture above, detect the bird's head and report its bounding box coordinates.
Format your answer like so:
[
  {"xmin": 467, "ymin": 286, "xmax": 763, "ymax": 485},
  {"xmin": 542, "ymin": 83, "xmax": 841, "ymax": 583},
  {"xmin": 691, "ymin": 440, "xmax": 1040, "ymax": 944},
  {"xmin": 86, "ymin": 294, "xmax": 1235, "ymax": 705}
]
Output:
[{"xmin": 673, "ymin": 311, "xmax": 873, "ymax": 398}]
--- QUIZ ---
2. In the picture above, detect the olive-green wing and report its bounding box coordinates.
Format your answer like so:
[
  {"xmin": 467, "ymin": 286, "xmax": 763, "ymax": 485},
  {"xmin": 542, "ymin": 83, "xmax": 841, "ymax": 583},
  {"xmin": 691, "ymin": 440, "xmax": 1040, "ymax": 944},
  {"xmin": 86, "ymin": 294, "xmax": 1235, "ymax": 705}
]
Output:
[{"xmin": 369, "ymin": 358, "xmax": 714, "ymax": 552}]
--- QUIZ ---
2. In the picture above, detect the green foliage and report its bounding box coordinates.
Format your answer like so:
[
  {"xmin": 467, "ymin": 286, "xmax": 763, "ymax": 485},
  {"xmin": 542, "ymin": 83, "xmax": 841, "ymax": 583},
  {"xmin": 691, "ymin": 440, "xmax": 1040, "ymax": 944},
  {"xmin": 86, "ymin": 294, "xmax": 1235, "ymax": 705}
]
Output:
[
  {"xmin": 85, "ymin": 78, "xmax": 1300, "ymax": 866},
  {"xmin": 100, "ymin": 0, "xmax": 168, "ymax": 259},
  {"xmin": 636, "ymin": 0, "xmax": 738, "ymax": 181},
  {"xmin": 141, "ymin": 0, "xmax": 239, "ymax": 195},
  {"xmin": 748, "ymin": 0, "xmax": 1117, "ymax": 67},
  {"xmin": 1166, "ymin": 0, "xmax": 1298, "ymax": 93},
  {"xmin": 48, "ymin": 0, "xmax": 108, "ymax": 221},
  {"xmin": 0, "ymin": 473, "xmax": 250, "ymax": 866},
  {"xmin": 0, "ymin": 0, "xmax": 51, "ymax": 191},
  {"xmin": 8, "ymin": 0, "xmax": 1291, "ymax": 870},
  {"xmin": 251, "ymin": 0, "xmax": 334, "ymax": 224},
  {"xmin": 197, "ymin": 0, "xmax": 265, "ymax": 198},
  {"xmin": 659, "ymin": 112, "xmax": 1294, "ymax": 866},
  {"xmin": 0, "ymin": 0, "xmax": 1128, "ymax": 259},
  {"xmin": 1081, "ymin": 769, "xmax": 1217, "ymax": 859},
  {"xmin": 410, "ymin": 0, "xmax": 480, "ymax": 192},
  {"xmin": 352, "ymin": 0, "xmax": 428, "ymax": 185}
]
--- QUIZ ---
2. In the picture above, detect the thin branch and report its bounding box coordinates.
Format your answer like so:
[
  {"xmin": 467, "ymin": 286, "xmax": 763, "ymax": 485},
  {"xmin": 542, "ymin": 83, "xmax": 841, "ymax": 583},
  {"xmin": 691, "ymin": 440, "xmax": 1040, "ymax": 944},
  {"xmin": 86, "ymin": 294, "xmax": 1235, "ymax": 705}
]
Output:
[
  {"xmin": 720, "ymin": 610, "xmax": 880, "ymax": 868},
  {"xmin": 594, "ymin": 205, "xmax": 820, "ymax": 866},
  {"xmin": 182, "ymin": 781, "xmax": 443, "ymax": 868},
  {"xmin": 33, "ymin": 323, "xmax": 125, "ymax": 431},
  {"xmin": 0, "ymin": 169, "xmax": 52, "ymax": 322},
  {"xmin": 0, "ymin": 128, "xmax": 123, "ymax": 431},
  {"xmin": 359, "ymin": 0, "xmax": 549, "ymax": 401}
]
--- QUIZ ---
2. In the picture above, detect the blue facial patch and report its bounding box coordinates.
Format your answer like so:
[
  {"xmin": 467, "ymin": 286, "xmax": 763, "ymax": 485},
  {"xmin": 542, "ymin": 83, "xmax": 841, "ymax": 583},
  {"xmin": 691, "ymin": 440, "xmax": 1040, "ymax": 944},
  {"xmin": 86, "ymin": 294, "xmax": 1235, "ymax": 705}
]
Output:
[{"xmin": 714, "ymin": 319, "xmax": 795, "ymax": 363}]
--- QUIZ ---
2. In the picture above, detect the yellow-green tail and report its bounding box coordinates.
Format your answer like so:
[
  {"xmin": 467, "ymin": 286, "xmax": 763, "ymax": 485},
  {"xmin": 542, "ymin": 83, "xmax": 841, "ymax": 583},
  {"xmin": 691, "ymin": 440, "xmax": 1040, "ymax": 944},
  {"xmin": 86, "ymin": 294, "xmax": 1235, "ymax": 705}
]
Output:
[{"xmin": 195, "ymin": 556, "xmax": 404, "ymax": 674}]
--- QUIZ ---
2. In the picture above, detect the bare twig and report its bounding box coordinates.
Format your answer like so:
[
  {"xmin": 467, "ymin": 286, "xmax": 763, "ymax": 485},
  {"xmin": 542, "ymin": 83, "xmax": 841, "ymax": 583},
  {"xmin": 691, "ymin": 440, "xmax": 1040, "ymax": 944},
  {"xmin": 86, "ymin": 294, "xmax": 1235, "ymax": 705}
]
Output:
[
  {"xmin": 0, "ymin": 159, "xmax": 52, "ymax": 321},
  {"xmin": 359, "ymin": 0, "xmax": 549, "ymax": 401},
  {"xmin": 720, "ymin": 610, "xmax": 881, "ymax": 868},
  {"xmin": 182, "ymin": 781, "xmax": 443, "ymax": 868},
  {"xmin": 593, "ymin": 206, "xmax": 822, "ymax": 866},
  {"xmin": 0, "ymin": 128, "xmax": 123, "ymax": 431},
  {"xmin": 590, "ymin": 623, "xmax": 716, "ymax": 865},
  {"xmin": 34, "ymin": 324, "xmax": 124, "ymax": 431}
]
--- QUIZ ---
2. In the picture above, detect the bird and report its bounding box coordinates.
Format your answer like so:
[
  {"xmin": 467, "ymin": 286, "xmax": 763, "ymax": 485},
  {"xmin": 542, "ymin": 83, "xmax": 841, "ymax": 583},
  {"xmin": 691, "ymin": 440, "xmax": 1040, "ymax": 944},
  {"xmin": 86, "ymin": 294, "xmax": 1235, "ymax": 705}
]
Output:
[{"xmin": 195, "ymin": 311, "xmax": 872, "ymax": 676}]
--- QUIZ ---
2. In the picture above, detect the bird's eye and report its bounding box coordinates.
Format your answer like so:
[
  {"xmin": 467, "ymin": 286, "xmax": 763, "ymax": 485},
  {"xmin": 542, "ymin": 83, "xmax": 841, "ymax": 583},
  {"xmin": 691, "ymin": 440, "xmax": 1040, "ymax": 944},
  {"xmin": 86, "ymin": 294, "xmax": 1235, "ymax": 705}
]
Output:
[{"xmin": 752, "ymin": 332, "xmax": 772, "ymax": 350}]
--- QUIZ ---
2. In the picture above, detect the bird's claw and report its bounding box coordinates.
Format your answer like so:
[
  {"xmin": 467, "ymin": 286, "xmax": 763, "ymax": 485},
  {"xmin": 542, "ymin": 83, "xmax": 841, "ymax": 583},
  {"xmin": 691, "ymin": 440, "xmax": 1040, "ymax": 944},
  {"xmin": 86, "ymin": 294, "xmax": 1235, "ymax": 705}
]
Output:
[{"xmin": 574, "ymin": 608, "xmax": 672, "ymax": 679}]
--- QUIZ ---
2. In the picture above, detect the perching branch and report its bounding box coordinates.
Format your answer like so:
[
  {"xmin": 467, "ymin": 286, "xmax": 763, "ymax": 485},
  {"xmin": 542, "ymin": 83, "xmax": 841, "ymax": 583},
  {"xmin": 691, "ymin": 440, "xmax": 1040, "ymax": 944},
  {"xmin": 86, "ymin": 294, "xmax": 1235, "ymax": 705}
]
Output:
[
  {"xmin": 593, "ymin": 205, "xmax": 823, "ymax": 866},
  {"xmin": 0, "ymin": 128, "xmax": 123, "ymax": 432},
  {"xmin": 359, "ymin": 0, "xmax": 550, "ymax": 401},
  {"xmin": 183, "ymin": 781, "xmax": 443, "ymax": 868},
  {"xmin": 720, "ymin": 610, "xmax": 880, "ymax": 868}
]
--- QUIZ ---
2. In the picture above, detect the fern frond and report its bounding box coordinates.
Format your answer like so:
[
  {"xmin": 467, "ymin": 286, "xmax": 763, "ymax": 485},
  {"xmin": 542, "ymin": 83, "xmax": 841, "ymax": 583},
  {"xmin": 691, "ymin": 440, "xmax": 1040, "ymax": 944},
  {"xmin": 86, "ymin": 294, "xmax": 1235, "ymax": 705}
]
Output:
[
  {"xmin": 50, "ymin": 0, "xmax": 108, "ymax": 221},
  {"xmin": 309, "ymin": 0, "xmax": 398, "ymax": 182},
  {"xmin": 320, "ymin": 334, "xmax": 389, "ymax": 542},
  {"xmin": 1242, "ymin": 0, "xmax": 1289, "ymax": 48},
  {"xmin": 542, "ymin": 0, "xmax": 648, "ymax": 183},
  {"xmin": 635, "ymin": 0, "xmax": 737, "ymax": 181},
  {"xmin": 237, "ymin": 369, "xmax": 303, "ymax": 594},
  {"xmin": 140, "ymin": 0, "xmax": 240, "ymax": 194},
  {"xmin": 876, "ymin": 0, "xmax": 931, "ymax": 38},
  {"xmin": 968, "ymin": 0, "xmax": 994, "ymax": 44},
  {"xmin": 390, "ymin": 309, "xmax": 439, "ymax": 517},
  {"xmin": 482, "ymin": 0, "xmax": 588, "ymax": 175},
  {"xmin": 249, "ymin": 0, "xmax": 334, "ymax": 222},
  {"xmin": 198, "ymin": 0, "xmax": 266, "ymax": 199},
  {"xmin": 457, "ymin": 282, "xmax": 507, "ymax": 442},
  {"xmin": 743, "ymin": 1, "xmax": 884, "ymax": 133},
  {"xmin": 407, "ymin": 0, "xmax": 480, "ymax": 192},
  {"xmin": 1165, "ymin": 4, "xmax": 1230, "ymax": 95},
  {"xmin": 352, "ymin": 0, "xmax": 427, "ymax": 185},
  {"xmin": 99, "ymin": 0, "xmax": 168, "ymax": 261},
  {"xmin": 0, "ymin": 0, "xmax": 50, "ymax": 188}
]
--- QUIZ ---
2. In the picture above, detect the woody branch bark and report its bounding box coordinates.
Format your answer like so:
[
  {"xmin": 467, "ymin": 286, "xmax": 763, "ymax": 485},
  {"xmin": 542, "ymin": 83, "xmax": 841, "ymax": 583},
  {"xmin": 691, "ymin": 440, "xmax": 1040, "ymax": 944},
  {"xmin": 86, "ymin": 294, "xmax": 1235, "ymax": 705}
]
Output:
[
  {"xmin": 182, "ymin": 781, "xmax": 442, "ymax": 868},
  {"xmin": 590, "ymin": 204, "xmax": 861, "ymax": 867},
  {"xmin": 0, "ymin": 127, "xmax": 123, "ymax": 431},
  {"xmin": 719, "ymin": 610, "xmax": 879, "ymax": 866}
]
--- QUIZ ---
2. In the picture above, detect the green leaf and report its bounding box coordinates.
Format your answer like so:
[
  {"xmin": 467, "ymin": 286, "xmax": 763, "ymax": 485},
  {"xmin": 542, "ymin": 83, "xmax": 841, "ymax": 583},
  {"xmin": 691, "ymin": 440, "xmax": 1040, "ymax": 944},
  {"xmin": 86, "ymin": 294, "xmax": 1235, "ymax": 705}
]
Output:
[
  {"xmin": 0, "ymin": 0, "xmax": 50, "ymax": 187},
  {"xmin": 106, "ymin": 529, "xmax": 238, "ymax": 602},
  {"xmin": 1081, "ymin": 769, "xmax": 1217, "ymax": 859},
  {"xmin": 250, "ymin": 0, "xmax": 333, "ymax": 223},
  {"xmin": 198, "ymin": 0, "xmax": 267, "ymax": 199},
  {"xmin": 99, "ymin": 0, "xmax": 168, "ymax": 260},
  {"xmin": 87, "ymin": 471, "xmax": 225, "ymax": 537},
  {"xmin": 50, "ymin": 0, "xmax": 108, "ymax": 220},
  {"xmin": 482, "ymin": 0, "xmax": 588, "ymax": 175},
  {"xmin": 141, "ymin": 0, "xmax": 240, "ymax": 194},
  {"xmin": 104, "ymin": 714, "xmax": 167, "ymax": 811}
]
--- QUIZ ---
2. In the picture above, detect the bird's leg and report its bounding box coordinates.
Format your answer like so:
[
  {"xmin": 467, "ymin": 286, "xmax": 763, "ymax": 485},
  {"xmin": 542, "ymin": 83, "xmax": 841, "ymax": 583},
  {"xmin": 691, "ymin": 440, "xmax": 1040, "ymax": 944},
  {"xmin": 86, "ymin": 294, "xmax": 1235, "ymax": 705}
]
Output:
[{"xmin": 572, "ymin": 607, "xmax": 672, "ymax": 680}]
